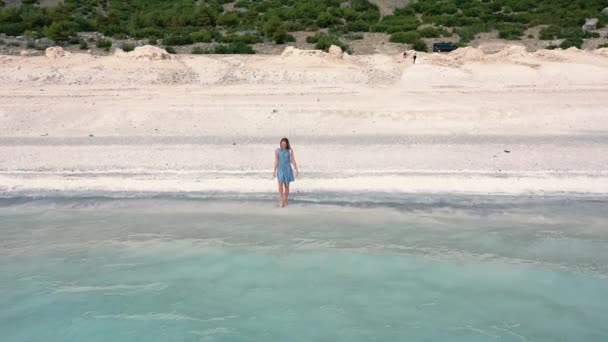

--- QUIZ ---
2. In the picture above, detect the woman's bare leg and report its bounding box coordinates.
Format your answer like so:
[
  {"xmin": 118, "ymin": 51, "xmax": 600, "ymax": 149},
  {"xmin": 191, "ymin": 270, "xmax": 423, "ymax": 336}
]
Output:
[
  {"xmin": 278, "ymin": 182, "xmax": 284, "ymax": 207},
  {"xmin": 284, "ymin": 184, "xmax": 290, "ymax": 205}
]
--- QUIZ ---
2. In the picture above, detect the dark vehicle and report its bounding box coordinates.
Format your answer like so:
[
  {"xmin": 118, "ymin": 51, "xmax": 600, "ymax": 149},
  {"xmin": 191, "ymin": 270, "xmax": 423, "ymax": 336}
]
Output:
[{"xmin": 433, "ymin": 42, "xmax": 458, "ymax": 52}]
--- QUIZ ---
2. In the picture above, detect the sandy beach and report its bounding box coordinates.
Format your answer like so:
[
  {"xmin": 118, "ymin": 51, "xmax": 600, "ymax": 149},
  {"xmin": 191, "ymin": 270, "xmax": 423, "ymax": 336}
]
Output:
[{"xmin": 1, "ymin": 45, "xmax": 608, "ymax": 196}]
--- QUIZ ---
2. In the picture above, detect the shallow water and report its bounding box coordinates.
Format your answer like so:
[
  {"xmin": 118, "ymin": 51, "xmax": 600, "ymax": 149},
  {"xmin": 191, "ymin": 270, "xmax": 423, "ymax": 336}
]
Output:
[{"xmin": 1, "ymin": 195, "xmax": 607, "ymax": 341}]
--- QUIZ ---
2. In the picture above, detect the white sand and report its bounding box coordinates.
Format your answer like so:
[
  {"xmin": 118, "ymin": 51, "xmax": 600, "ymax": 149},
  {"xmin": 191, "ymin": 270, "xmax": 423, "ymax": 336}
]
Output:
[{"xmin": 1, "ymin": 46, "xmax": 607, "ymax": 196}]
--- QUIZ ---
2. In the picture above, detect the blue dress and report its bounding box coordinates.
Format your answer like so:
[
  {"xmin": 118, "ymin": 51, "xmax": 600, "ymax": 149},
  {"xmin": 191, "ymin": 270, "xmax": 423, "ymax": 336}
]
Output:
[{"xmin": 277, "ymin": 148, "xmax": 295, "ymax": 184}]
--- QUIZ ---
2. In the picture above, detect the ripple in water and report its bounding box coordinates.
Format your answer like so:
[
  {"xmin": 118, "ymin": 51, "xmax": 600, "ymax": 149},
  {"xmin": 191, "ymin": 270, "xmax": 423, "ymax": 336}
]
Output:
[{"xmin": 1, "ymin": 195, "xmax": 607, "ymax": 341}]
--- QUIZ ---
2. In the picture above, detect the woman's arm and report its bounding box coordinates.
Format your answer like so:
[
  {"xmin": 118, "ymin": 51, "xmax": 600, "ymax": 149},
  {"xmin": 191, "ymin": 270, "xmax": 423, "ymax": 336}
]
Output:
[
  {"xmin": 273, "ymin": 149, "xmax": 278, "ymax": 177},
  {"xmin": 291, "ymin": 149, "xmax": 299, "ymax": 176}
]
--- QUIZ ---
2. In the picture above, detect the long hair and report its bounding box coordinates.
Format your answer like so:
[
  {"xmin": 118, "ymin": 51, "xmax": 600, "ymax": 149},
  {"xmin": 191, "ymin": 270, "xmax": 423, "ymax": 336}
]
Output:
[{"xmin": 280, "ymin": 137, "xmax": 291, "ymax": 150}]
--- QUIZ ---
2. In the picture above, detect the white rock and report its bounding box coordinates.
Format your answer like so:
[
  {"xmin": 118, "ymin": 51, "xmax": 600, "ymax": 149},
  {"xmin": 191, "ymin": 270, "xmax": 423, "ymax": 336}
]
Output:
[
  {"xmin": 328, "ymin": 44, "xmax": 343, "ymax": 58},
  {"xmin": 45, "ymin": 46, "xmax": 71, "ymax": 59}
]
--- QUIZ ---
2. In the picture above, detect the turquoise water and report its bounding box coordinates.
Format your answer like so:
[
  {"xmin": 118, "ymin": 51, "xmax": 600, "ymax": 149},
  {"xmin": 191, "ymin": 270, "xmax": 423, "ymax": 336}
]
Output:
[{"xmin": 1, "ymin": 195, "xmax": 608, "ymax": 341}]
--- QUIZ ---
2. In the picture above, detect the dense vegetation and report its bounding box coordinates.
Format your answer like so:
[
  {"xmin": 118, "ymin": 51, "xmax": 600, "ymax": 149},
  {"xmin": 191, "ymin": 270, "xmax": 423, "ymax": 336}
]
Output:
[
  {"xmin": 399, "ymin": 0, "xmax": 608, "ymax": 48},
  {"xmin": 1, "ymin": 0, "xmax": 607, "ymax": 53}
]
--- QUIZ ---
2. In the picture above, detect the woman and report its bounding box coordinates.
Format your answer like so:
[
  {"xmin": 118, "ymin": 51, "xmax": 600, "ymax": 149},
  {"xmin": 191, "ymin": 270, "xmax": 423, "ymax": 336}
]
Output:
[{"xmin": 273, "ymin": 137, "xmax": 299, "ymax": 207}]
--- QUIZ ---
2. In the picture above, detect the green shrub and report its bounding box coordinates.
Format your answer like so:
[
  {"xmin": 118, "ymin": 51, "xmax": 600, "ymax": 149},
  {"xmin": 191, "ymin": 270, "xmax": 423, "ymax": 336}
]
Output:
[
  {"xmin": 389, "ymin": 31, "xmax": 420, "ymax": 44},
  {"xmin": 462, "ymin": 7, "xmax": 484, "ymax": 18},
  {"xmin": 373, "ymin": 15, "xmax": 418, "ymax": 33},
  {"xmin": 165, "ymin": 46, "xmax": 176, "ymax": 54},
  {"xmin": 394, "ymin": 7, "xmax": 416, "ymax": 16},
  {"xmin": 598, "ymin": 43, "xmax": 608, "ymax": 48},
  {"xmin": 162, "ymin": 35, "xmax": 193, "ymax": 46},
  {"xmin": 217, "ymin": 33, "xmax": 262, "ymax": 45},
  {"xmin": 559, "ymin": 38, "xmax": 583, "ymax": 49},
  {"xmin": 26, "ymin": 41, "xmax": 36, "ymax": 49},
  {"xmin": 412, "ymin": 39, "xmax": 428, "ymax": 52},
  {"xmin": 489, "ymin": 2, "xmax": 502, "ymax": 12},
  {"xmin": 263, "ymin": 16, "xmax": 290, "ymax": 44},
  {"xmin": 132, "ymin": 27, "xmax": 163, "ymax": 39},
  {"xmin": 540, "ymin": 26, "xmax": 598, "ymax": 40},
  {"xmin": 344, "ymin": 33, "xmax": 364, "ymax": 40},
  {"xmin": 148, "ymin": 38, "xmax": 158, "ymax": 45},
  {"xmin": 96, "ymin": 39, "xmax": 112, "ymax": 50},
  {"xmin": 456, "ymin": 27, "xmax": 475, "ymax": 43},
  {"xmin": 498, "ymin": 24, "xmax": 525, "ymax": 40},
  {"xmin": 546, "ymin": 45, "xmax": 558, "ymax": 50},
  {"xmin": 217, "ymin": 12, "xmax": 239, "ymax": 27},
  {"xmin": 272, "ymin": 25, "xmax": 290, "ymax": 44},
  {"xmin": 200, "ymin": 43, "xmax": 255, "ymax": 54},
  {"xmin": 510, "ymin": 0, "xmax": 536, "ymax": 12},
  {"xmin": 346, "ymin": 20, "xmax": 370, "ymax": 32},
  {"xmin": 359, "ymin": 8, "xmax": 381, "ymax": 23},
  {"xmin": 455, "ymin": 24, "xmax": 492, "ymax": 43},
  {"xmin": 417, "ymin": 27, "xmax": 442, "ymax": 38},
  {"xmin": 24, "ymin": 30, "xmax": 40, "ymax": 39},
  {"xmin": 306, "ymin": 33, "xmax": 349, "ymax": 52},
  {"xmin": 194, "ymin": 5, "xmax": 218, "ymax": 26},
  {"xmin": 0, "ymin": 22, "xmax": 27, "ymax": 36},
  {"xmin": 100, "ymin": 24, "xmax": 125, "ymax": 37},
  {"xmin": 43, "ymin": 21, "xmax": 78, "ymax": 42},
  {"xmin": 120, "ymin": 42, "xmax": 135, "ymax": 52},
  {"xmin": 328, "ymin": 25, "xmax": 349, "ymax": 35},
  {"xmin": 79, "ymin": 39, "xmax": 88, "ymax": 50},
  {"xmin": 8, "ymin": 41, "xmax": 20, "ymax": 47},
  {"xmin": 539, "ymin": 26, "xmax": 559, "ymax": 40},
  {"xmin": 285, "ymin": 21, "xmax": 305, "ymax": 31},
  {"xmin": 305, "ymin": 34, "xmax": 317, "ymax": 44},
  {"xmin": 307, "ymin": 24, "xmax": 320, "ymax": 31},
  {"xmin": 285, "ymin": 34, "xmax": 296, "ymax": 43},
  {"xmin": 190, "ymin": 30, "xmax": 212, "ymax": 43},
  {"xmin": 192, "ymin": 46, "xmax": 204, "ymax": 54},
  {"xmin": 0, "ymin": 39, "xmax": 5, "ymax": 45},
  {"xmin": 316, "ymin": 11, "xmax": 337, "ymax": 28}
]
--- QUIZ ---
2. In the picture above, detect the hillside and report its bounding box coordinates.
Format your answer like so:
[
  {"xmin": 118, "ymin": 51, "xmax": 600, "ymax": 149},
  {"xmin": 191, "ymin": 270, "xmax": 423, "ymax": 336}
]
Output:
[{"xmin": 1, "ymin": 0, "xmax": 608, "ymax": 55}]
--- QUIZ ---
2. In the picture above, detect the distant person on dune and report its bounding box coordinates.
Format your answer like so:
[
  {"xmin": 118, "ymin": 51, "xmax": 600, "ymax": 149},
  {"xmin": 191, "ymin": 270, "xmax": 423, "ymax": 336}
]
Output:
[
  {"xmin": 273, "ymin": 137, "xmax": 299, "ymax": 207},
  {"xmin": 413, "ymin": 52, "xmax": 417, "ymax": 64},
  {"xmin": 403, "ymin": 51, "xmax": 407, "ymax": 60}
]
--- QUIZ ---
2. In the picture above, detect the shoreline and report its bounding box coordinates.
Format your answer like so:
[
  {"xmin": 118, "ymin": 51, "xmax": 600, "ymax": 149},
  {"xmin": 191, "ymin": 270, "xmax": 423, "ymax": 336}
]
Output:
[{"xmin": 2, "ymin": 173, "xmax": 608, "ymax": 197}]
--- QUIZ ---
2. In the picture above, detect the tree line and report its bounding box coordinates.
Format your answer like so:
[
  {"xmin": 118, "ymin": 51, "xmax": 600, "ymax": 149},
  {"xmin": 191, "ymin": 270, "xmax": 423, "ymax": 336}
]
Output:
[{"xmin": 1, "ymin": 0, "xmax": 606, "ymax": 53}]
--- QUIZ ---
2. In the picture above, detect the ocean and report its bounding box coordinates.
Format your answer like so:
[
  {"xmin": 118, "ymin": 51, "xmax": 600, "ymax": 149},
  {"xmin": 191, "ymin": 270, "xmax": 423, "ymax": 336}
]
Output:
[{"xmin": 1, "ymin": 193, "xmax": 607, "ymax": 341}]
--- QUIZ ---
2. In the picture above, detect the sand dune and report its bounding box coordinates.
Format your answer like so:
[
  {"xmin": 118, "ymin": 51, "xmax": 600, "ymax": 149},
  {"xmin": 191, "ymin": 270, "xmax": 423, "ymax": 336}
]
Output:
[{"xmin": 1, "ymin": 45, "xmax": 607, "ymax": 196}]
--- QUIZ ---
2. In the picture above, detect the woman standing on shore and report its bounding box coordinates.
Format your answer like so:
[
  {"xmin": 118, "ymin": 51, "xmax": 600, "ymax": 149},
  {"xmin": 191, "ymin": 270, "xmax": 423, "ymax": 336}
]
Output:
[{"xmin": 274, "ymin": 137, "xmax": 299, "ymax": 207}]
